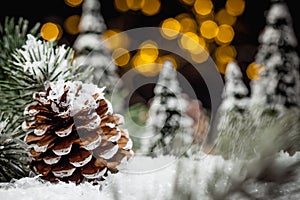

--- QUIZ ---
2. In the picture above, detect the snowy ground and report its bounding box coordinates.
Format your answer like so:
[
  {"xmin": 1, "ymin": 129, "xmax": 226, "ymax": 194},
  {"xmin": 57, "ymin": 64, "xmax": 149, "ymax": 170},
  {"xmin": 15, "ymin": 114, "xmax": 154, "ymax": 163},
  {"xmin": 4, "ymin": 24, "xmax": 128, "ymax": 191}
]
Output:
[{"xmin": 1, "ymin": 152, "xmax": 300, "ymax": 200}]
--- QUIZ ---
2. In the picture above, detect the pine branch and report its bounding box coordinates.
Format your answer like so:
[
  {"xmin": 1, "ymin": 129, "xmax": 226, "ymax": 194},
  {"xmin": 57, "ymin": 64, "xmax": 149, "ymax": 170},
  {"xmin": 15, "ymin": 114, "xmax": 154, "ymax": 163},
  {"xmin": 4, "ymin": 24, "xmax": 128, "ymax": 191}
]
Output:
[
  {"xmin": 0, "ymin": 112, "xmax": 30, "ymax": 182},
  {"xmin": 0, "ymin": 17, "xmax": 40, "ymax": 80},
  {"xmin": 0, "ymin": 33, "xmax": 93, "ymax": 129}
]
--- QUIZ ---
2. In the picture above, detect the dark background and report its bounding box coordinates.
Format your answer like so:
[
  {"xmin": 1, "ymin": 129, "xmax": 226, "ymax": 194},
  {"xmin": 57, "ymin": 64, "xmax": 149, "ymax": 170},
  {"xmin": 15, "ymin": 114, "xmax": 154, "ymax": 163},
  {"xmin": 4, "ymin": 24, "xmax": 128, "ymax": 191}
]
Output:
[{"xmin": 1, "ymin": 0, "xmax": 299, "ymax": 110}]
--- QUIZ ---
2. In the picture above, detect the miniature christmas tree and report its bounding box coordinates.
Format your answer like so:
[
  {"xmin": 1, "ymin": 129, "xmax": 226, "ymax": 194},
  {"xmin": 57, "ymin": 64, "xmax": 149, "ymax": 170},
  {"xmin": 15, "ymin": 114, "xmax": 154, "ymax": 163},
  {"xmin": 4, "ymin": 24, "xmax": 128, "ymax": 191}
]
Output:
[
  {"xmin": 214, "ymin": 61, "xmax": 255, "ymax": 159},
  {"xmin": 140, "ymin": 60, "xmax": 195, "ymax": 157},
  {"xmin": 73, "ymin": 0, "xmax": 121, "ymax": 96},
  {"xmin": 0, "ymin": 112, "xmax": 30, "ymax": 182},
  {"xmin": 250, "ymin": 0, "xmax": 300, "ymax": 155},
  {"xmin": 22, "ymin": 80, "xmax": 133, "ymax": 184}
]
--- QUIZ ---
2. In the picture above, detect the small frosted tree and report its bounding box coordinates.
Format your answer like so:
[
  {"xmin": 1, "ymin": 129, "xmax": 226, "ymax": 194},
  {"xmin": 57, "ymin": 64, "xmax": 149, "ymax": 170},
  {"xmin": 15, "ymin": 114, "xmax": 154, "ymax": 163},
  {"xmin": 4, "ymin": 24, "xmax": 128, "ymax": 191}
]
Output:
[
  {"xmin": 250, "ymin": 0, "xmax": 300, "ymax": 155},
  {"xmin": 141, "ymin": 61, "xmax": 195, "ymax": 157},
  {"xmin": 73, "ymin": 0, "xmax": 121, "ymax": 96},
  {"xmin": 214, "ymin": 61, "xmax": 255, "ymax": 159}
]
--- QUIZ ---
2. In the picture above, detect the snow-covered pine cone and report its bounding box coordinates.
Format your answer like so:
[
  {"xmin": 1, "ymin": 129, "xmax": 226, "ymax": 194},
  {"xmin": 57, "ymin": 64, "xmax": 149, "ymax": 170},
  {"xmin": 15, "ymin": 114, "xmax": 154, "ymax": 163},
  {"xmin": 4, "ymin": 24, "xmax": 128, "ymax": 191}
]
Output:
[{"xmin": 22, "ymin": 80, "xmax": 133, "ymax": 184}]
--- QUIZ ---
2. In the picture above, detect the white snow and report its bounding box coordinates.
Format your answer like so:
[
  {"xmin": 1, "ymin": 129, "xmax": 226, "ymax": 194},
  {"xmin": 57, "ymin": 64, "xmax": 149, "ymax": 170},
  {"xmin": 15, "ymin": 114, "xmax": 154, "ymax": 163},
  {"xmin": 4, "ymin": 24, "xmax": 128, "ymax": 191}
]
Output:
[
  {"xmin": 100, "ymin": 144, "xmax": 119, "ymax": 160},
  {"xmin": 1, "ymin": 152, "xmax": 300, "ymax": 200},
  {"xmin": 52, "ymin": 145, "xmax": 73, "ymax": 156},
  {"xmin": 12, "ymin": 34, "xmax": 72, "ymax": 83},
  {"xmin": 70, "ymin": 154, "xmax": 93, "ymax": 168},
  {"xmin": 266, "ymin": 3, "xmax": 291, "ymax": 25}
]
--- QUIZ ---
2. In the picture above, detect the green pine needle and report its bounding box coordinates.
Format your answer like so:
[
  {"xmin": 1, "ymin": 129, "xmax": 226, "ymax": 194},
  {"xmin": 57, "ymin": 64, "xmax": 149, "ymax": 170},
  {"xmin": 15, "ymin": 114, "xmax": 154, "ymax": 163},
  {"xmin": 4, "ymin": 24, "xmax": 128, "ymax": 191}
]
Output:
[{"xmin": 0, "ymin": 112, "xmax": 30, "ymax": 182}]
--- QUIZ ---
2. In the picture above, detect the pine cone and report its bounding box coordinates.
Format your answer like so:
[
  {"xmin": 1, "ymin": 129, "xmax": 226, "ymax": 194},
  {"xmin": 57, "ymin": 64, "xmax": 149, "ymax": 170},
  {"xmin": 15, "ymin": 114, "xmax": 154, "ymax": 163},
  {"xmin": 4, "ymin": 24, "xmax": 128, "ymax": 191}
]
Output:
[{"xmin": 22, "ymin": 80, "xmax": 133, "ymax": 184}]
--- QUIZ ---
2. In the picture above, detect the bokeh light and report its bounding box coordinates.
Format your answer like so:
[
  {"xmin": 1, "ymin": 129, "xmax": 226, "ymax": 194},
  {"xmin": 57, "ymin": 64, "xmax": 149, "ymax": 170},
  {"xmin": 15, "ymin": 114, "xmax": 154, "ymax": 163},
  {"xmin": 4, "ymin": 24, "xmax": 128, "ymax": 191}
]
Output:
[
  {"xmin": 102, "ymin": 29, "xmax": 129, "ymax": 50},
  {"xmin": 200, "ymin": 20, "xmax": 219, "ymax": 39},
  {"xmin": 176, "ymin": 14, "xmax": 197, "ymax": 33},
  {"xmin": 161, "ymin": 18, "xmax": 182, "ymax": 39},
  {"xmin": 194, "ymin": 0, "xmax": 214, "ymax": 16},
  {"xmin": 126, "ymin": 0, "xmax": 144, "ymax": 11},
  {"xmin": 179, "ymin": 32, "xmax": 199, "ymax": 51},
  {"xmin": 225, "ymin": 0, "xmax": 246, "ymax": 16},
  {"xmin": 112, "ymin": 48, "xmax": 131, "ymax": 67},
  {"xmin": 64, "ymin": 15, "xmax": 80, "ymax": 35},
  {"xmin": 114, "ymin": 0, "xmax": 130, "ymax": 12},
  {"xmin": 133, "ymin": 54, "xmax": 162, "ymax": 76},
  {"xmin": 139, "ymin": 40, "xmax": 159, "ymax": 62},
  {"xmin": 246, "ymin": 62, "xmax": 265, "ymax": 80},
  {"xmin": 215, "ymin": 24, "xmax": 235, "ymax": 44},
  {"xmin": 181, "ymin": 0, "xmax": 195, "ymax": 6},
  {"xmin": 215, "ymin": 8, "xmax": 237, "ymax": 26},
  {"xmin": 214, "ymin": 45, "xmax": 237, "ymax": 64},
  {"xmin": 64, "ymin": 0, "xmax": 83, "ymax": 7},
  {"xmin": 190, "ymin": 48, "xmax": 209, "ymax": 63},
  {"xmin": 157, "ymin": 55, "xmax": 178, "ymax": 69},
  {"xmin": 141, "ymin": 0, "xmax": 161, "ymax": 16},
  {"xmin": 41, "ymin": 22, "xmax": 62, "ymax": 41}
]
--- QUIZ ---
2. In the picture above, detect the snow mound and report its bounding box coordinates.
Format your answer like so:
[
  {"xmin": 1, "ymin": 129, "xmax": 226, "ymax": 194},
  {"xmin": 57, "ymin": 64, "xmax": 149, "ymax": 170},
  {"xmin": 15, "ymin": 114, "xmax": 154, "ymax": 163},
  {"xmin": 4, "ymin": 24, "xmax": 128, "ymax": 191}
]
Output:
[{"xmin": 1, "ymin": 152, "xmax": 300, "ymax": 200}]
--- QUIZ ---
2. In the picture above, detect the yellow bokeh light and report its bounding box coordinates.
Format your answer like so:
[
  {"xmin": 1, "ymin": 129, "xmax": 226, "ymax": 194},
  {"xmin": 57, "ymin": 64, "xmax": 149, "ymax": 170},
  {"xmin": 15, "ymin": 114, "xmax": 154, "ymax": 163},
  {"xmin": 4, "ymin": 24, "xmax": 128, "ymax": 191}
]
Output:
[
  {"xmin": 189, "ymin": 38, "xmax": 207, "ymax": 55},
  {"xmin": 114, "ymin": 0, "xmax": 129, "ymax": 12},
  {"xmin": 195, "ymin": 11, "xmax": 214, "ymax": 24},
  {"xmin": 126, "ymin": 0, "xmax": 144, "ymax": 11},
  {"xmin": 179, "ymin": 32, "xmax": 199, "ymax": 51},
  {"xmin": 200, "ymin": 20, "xmax": 219, "ymax": 39},
  {"xmin": 133, "ymin": 54, "xmax": 162, "ymax": 76},
  {"xmin": 215, "ymin": 24, "xmax": 235, "ymax": 44},
  {"xmin": 161, "ymin": 18, "xmax": 182, "ymax": 39},
  {"xmin": 64, "ymin": 0, "xmax": 83, "ymax": 7},
  {"xmin": 216, "ymin": 61, "xmax": 228, "ymax": 74},
  {"xmin": 102, "ymin": 29, "xmax": 120, "ymax": 50},
  {"xmin": 190, "ymin": 49, "xmax": 209, "ymax": 63},
  {"xmin": 215, "ymin": 8, "xmax": 237, "ymax": 26},
  {"xmin": 214, "ymin": 45, "xmax": 237, "ymax": 64},
  {"xmin": 41, "ymin": 22, "xmax": 62, "ymax": 41},
  {"xmin": 102, "ymin": 29, "xmax": 129, "ymax": 50},
  {"xmin": 112, "ymin": 48, "xmax": 131, "ymax": 67},
  {"xmin": 139, "ymin": 41, "xmax": 159, "ymax": 62},
  {"xmin": 194, "ymin": 0, "xmax": 214, "ymax": 16},
  {"xmin": 141, "ymin": 0, "xmax": 161, "ymax": 16},
  {"xmin": 64, "ymin": 15, "xmax": 80, "ymax": 35},
  {"xmin": 157, "ymin": 55, "xmax": 178, "ymax": 69},
  {"xmin": 246, "ymin": 62, "xmax": 265, "ymax": 80},
  {"xmin": 226, "ymin": 0, "xmax": 246, "ymax": 16},
  {"xmin": 181, "ymin": 0, "xmax": 195, "ymax": 6},
  {"xmin": 178, "ymin": 16, "xmax": 197, "ymax": 33}
]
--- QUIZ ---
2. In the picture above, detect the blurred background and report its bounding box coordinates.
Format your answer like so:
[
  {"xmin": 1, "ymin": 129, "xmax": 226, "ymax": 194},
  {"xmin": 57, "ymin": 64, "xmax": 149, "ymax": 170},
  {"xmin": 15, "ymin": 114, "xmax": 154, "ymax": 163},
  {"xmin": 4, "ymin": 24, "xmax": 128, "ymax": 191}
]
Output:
[{"xmin": 1, "ymin": 0, "xmax": 299, "ymax": 111}]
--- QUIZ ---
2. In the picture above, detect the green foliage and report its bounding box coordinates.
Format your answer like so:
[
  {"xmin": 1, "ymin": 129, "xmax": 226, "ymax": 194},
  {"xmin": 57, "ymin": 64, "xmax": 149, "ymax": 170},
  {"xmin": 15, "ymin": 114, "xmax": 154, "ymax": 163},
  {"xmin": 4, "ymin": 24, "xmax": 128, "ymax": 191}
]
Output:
[
  {"xmin": 0, "ymin": 17, "xmax": 40, "ymax": 80},
  {"xmin": 0, "ymin": 112, "xmax": 30, "ymax": 182}
]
